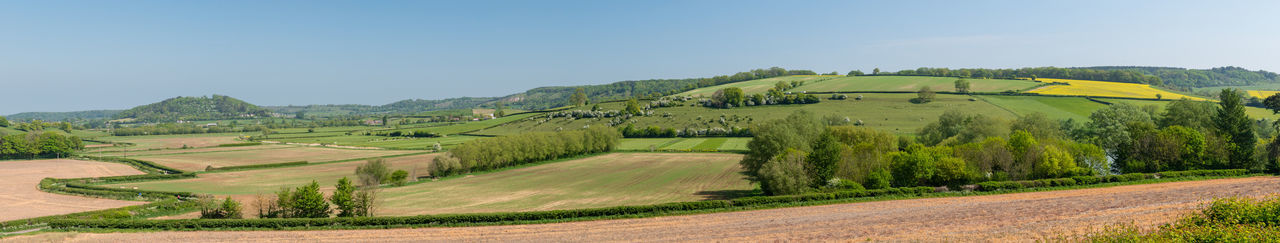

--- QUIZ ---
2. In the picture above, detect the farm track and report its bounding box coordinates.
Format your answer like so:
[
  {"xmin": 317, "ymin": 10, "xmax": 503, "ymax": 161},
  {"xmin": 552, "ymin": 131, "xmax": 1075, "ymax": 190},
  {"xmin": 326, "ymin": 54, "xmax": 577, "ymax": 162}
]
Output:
[{"xmin": 13, "ymin": 176, "xmax": 1280, "ymax": 242}]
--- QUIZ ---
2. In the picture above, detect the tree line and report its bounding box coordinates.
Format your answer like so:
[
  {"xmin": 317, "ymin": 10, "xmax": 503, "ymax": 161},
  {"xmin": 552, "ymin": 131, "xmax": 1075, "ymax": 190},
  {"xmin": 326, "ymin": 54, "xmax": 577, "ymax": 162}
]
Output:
[
  {"xmin": 854, "ymin": 67, "xmax": 1160, "ymax": 85},
  {"xmin": 1086, "ymin": 66, "xmax": 1279, "ymax": 88},
  {"xmin": 743, "ymin": 89, "xmax": 1272, "ymax": 195},
  {"xmin": 430, "ymin": 127, "xmax": 621, "ymax": 177},
  {"xmin": 702, "ymin": 81, "xmax": 821, "ymax": 109},
  {"xmin": 508, "ymin": 67, "xmax": 817, "ymax": 110},
  {"xmin": 1, "ymin": 131, "xmax": 84, "ymax": 159}
]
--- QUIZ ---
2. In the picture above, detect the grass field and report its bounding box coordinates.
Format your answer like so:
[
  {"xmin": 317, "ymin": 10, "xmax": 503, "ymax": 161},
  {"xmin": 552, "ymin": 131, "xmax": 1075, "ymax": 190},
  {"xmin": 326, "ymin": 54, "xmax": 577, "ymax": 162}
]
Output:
[
  {"xmin": 1028, "ymin": 78, "xmax": 1207, "ymax": 101},
  {"xmin": 85, "ymin": 144, "xmax": 291, "ymax": 157},
  {"xmin": 113, "ymin": 153, "xmax": 436, "ymax": 195},
  {"xmin": 617, "ymin": 138, "xmax": 750, "ymax": 151},
  {"xmin": 675, "ymin": 75, "xmax": 841, "ymax": 97},
  {"xmin": 270, "ymin": 135, "xmax": 482, "ymax": 150},
  {"xmin": 478, "ymin": 93, "xmax": 1016, "ymax": 136},
  {"xmin": 0, "ymin": 159, "xmax": 146, "ymax": 221},
  {"xmin": 130, "ymin": 146, "xmax": 418, "ymax": 171},
  {"xmin": 977, "ymin": 95, "xmax": 1107, "ymax": 121},
  {"xmin": 793, "ymin": 76, "xmax": 1038, "ymax": 93},
  {"xmin": 377, "ymin": 152, "xmax": 752, "ymax": 215}
]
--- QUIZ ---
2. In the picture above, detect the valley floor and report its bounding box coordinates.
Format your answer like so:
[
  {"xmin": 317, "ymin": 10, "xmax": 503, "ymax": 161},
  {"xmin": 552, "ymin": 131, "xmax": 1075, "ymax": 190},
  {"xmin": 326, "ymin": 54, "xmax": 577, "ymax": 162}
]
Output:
[{"xmin": 13, "ymin": 176, "xmax": 1279, "ymax": 242}]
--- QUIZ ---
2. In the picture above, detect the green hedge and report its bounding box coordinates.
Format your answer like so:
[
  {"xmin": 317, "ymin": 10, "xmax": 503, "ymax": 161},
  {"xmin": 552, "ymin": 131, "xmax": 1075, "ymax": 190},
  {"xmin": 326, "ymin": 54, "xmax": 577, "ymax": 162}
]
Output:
[
  {"xmin": 206, "ymin": 161, "xmax": 307, "ymax": 172},
  {"xmin": 216, "ymin": 142, "xmax": 261, "ymax": 147},
  {"xmin": 60, "ymin": 173, "xmax": 197, "ymax": 185},
  {"xmin": 977, "ymin": 169, "xmax": 1246, "ymax": 192},
  {"xmin": 49, "ymin": 187, "xmax": 935, "ymax": 230}
]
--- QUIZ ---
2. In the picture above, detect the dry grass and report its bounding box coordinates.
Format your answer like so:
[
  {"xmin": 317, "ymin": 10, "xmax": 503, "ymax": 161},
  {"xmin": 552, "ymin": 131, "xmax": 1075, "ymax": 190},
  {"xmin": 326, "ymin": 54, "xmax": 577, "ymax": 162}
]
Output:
[
  {"xmin": 131, "ymin": 146, "xmax": 417, "ymax": 172},
  {"xmin": 0, "ymin": 159, "xmax": 146, "ymax": 222},
  {"xmin": 90, "ymin": 135, "xmax": 246, "ymax": 152},
  {"xmin": 19, "ymin": 177, "xmax": 1280, "ymax": 242}
]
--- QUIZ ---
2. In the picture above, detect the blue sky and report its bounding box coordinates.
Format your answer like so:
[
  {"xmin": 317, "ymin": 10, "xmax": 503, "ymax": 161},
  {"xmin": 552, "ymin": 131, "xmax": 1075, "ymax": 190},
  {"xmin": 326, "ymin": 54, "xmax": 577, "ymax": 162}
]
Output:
[{"xmin": 2, "ymin": 0, "xmax": 1278, "ymax": 114}]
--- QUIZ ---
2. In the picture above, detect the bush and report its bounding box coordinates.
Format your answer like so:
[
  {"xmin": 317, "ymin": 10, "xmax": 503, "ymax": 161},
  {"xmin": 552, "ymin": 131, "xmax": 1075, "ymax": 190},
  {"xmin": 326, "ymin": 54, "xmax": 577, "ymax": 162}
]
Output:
[
  {"xmin": 759, "ymin": 149, "xmax": 811, "ymax": 195},
  {"xmin": 390, "ymin": 170, "xmax": 409, "ymax": 186}
]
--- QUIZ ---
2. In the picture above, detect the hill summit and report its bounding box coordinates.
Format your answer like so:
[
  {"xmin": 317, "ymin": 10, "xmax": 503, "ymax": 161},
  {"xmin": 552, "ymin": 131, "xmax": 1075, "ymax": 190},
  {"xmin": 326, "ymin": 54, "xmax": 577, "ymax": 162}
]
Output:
[{"xmin": 115, "ymin": 95, "xmax": 270, "ymax": 122}]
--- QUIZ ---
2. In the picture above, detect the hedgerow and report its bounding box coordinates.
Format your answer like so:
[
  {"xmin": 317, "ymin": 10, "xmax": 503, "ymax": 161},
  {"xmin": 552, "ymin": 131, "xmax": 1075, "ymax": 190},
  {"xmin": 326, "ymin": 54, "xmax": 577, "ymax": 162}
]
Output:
[
  {"xmin": 205, "ymin": 161, "xmax": 307, "ymax": 172},
  {"xmin": 976, "ymin": 169, "xmax": 1244, "ymax": 192},
  {"xmin": 78, "ymin": 156, "xmax": 186, "ymax": 174}
]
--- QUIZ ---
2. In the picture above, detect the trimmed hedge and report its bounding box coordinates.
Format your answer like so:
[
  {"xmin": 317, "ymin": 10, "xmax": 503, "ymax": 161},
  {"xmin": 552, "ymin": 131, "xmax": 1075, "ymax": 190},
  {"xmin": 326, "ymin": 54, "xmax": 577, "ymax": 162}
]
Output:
[
  {"xmin": 977, "ymin": 169, "xmax": 1247, "ymax": 192},
  {"xmin": 49, "ymin": 187, "xmax": 935, "ymax": 230},
  {"xmin": 206, "ymin": 161, "xmax": 307, "ymax": 172},
  {"xmin": 79, "ymin": 156, "xmax": 186, "ymax": 174}
]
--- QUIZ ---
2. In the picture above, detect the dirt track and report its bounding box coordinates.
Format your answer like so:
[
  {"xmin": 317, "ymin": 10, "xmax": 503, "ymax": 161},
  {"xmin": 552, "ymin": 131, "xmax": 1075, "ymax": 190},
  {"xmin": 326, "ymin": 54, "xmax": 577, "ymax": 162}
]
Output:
[
  {"xmin": 0, "ymin": 159, "xmax": 145, "ymax": 222},
  {"xmin": 11, "ymin": 177, "xmax": 1280, "ymax": 242}
]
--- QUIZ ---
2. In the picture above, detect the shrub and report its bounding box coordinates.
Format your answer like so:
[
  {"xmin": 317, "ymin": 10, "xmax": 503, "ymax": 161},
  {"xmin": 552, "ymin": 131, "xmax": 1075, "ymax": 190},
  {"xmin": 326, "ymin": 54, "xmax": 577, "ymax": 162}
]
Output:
[
  {"xmin": 390, "ymin": 170, "xmax": 409, "ymax": 186},
  {"xmin": 759, "ymin": 149, "xmax": 811, "ymax": 195},
  {"xmin": 865, "ymin": 168, "xmax": 892, "ymax": 189}
]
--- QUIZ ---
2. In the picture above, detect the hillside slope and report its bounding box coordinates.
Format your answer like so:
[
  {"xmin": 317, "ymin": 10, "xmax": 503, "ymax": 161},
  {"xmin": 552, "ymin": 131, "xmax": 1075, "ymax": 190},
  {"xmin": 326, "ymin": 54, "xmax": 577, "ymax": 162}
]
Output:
[{"xmin": 115, "ymin": 95, "xmax": 270, "ymax": 122}]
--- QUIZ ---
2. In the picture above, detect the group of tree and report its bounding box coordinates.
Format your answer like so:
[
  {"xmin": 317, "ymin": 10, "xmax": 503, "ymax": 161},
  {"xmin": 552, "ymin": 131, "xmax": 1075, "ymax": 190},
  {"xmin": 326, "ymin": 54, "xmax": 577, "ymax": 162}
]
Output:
[
  {"xmin": 115, "ymin": 95, "xmax": 271, "ymax": 123},
  {"xmin": 245, "ymin": 159, "xmax": 402, "ymax": 219},
  {"xmin": 1, "ymin": 131, "xmax": 84, "ymax": 159},
  {"xmin": 863, "ymin": 67, "xmax": 1161, "ymax": 85},
  {"xmin": 1085, "ymin": 66, "xmax": 1278, "ymax": 88},
  {"xmin": 430, "ymin": 127, "xmax": 621, "ymax": 177},
  {"xmin": 703, "ymin": 82, "xmax": 820, "ymax": 109},
  {"xmin": 619, "ymin": 124, "xmax": 751, "ymax": 138}
]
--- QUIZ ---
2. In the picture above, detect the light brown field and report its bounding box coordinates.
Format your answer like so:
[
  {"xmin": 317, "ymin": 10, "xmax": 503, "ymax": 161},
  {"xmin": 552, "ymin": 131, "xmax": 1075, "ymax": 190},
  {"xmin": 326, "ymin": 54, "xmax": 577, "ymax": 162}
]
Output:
[
  {"xmin": 18, "ymin": 177, "xmax": 1279, "ymax": 242},
  {"xmin": 86, "ymin": 144, "xmax": 292, "ymax": 157},
  {"xmin": 0, "ymin": 159, "xmax": 146, "ymax": 222},
  {"xmin": 132, "ymin": 147, "xmax": 417, "ymax": 171},
  {"xmin": 90, "ymin": 135, "xmax": 245, "ymax": 152}
]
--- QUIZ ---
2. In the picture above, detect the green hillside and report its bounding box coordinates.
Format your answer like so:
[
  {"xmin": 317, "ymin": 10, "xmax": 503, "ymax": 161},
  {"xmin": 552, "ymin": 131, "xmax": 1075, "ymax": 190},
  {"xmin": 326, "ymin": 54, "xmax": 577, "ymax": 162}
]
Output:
[
  {"xmin": 115, "ymin": 95, "xmax": 270, "ymax": 122},
  {"xmin": 793, "ymin": 76, "xmax": 1039, "ymax": 93}
]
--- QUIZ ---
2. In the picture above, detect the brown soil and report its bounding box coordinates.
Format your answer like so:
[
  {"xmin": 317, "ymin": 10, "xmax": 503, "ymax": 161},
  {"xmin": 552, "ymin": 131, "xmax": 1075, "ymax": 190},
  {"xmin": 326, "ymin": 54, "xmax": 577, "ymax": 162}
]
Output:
[
  {"xmin": 11, "ymin": 177, "xmax": 1279, "ymax": 242},
  {"xmin": 0, "ymin": 159, "xmax": 146, "ymax": 222}
]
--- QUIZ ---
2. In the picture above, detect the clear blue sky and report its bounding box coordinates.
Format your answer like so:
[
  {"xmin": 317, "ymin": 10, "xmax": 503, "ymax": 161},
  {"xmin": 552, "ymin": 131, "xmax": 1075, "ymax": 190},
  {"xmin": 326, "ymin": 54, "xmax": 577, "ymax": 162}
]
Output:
[{"xmin": 3, "ymin": 0, "xmax": 1278, "ymax": 114}]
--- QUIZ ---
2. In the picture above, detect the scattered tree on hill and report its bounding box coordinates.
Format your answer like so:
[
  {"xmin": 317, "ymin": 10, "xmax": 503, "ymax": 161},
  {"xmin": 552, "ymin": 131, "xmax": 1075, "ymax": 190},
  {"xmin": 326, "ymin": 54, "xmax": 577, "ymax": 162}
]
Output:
[
  {"xmin": 624, "ymin": 98, "xmax": 643, "ymax": 116},
  {"xmin": 199, "ymin": 195, "xmax": 243, "ymax": 219},
  {"xmin": 356, "ymin": 159, "xmax": 391, "ymax": 186},
  {"xmin": 570, "ymin": 88, "xmax": 589, "ymax": 107},
  {"xmin": 494, "ymin": 101, "xmax": 506, "ymax": 118},
  {"xmin": 847, "ymin": 70, "xmax": 864, "ymax": 76},
  {"xmin": 915, "ymin": 86, "xmax": 935, "ymax": 103},
  {"xmin": 0, "ymin": 116, "xmax": 8, "ymax": 127},
  {"xmin": 954, "ymin": 79, "xmax": 971, "ymax": 93}
]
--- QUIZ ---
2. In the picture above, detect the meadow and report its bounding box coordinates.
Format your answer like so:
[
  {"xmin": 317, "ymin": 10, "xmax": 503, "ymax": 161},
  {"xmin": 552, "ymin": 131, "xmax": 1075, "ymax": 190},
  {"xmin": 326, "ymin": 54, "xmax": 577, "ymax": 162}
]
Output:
[
  {"xmin": 976, "ymin": 95, "xmax": 1107, "ymax": 122},
  {"xmin": 617, "ymin": 137, "xmax": 751, "ymax": 152},
  {"xmin": 113, "ymin": 153, "xmax": 436, "ymax": 195},
  {"xmin": 675, "ymin": 75, "xmax": 841, "ymax": 97},
  {"xmin": 89, "ymin": 133, "xmax": 248, "ymax": 152},
  {"xmin": 1028, "ymin": 78, "xmax": 1207, "ymax": 101},
  {"xmin": 129, "ymin": 146, "xmax": 418, "ymax": 171},
  {"xmin": 793, "ymin": 76, "xmax": 1039, "ymax": 93}
]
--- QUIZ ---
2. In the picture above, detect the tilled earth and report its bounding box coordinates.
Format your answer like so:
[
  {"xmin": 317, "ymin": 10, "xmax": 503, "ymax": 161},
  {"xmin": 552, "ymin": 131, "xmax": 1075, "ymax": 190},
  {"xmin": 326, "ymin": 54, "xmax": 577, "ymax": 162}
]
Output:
[
  {"xmin": 11, "ymin": 177, "xmax": 1279, "ymax": 242},
  {"xmin": 0, "ymin": 159, "xmax": 145, "ymax": 222}
]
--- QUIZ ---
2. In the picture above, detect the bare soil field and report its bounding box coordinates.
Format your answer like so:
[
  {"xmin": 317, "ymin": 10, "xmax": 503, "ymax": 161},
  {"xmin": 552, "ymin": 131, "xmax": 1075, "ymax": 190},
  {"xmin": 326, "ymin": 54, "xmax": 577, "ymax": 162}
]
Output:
[
  {"xmin": 17, "ymin": 176, "xmax": 1279, "ymax": 242},
  {"xmin": 131, "ymin": 147, "xmax": 417, "ymax": 171},
  {"xmin": 85, "ymin": 144, "xmax": 292, "ymax": 157},
  {"xmin": 89, "ymin": 135, "xmax": 245, "ymax": 152},
  {"xmin": 0, "ymin": 159, "xmax": 146, "ymax": 222}
]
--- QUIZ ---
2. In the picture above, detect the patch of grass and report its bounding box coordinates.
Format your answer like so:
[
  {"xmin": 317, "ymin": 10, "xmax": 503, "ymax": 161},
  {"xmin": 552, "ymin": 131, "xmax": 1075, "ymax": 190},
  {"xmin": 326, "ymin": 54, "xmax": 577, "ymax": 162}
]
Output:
[{"xmin": 977, "ymin": 95, "xmax": 1107, "ymax": 121}]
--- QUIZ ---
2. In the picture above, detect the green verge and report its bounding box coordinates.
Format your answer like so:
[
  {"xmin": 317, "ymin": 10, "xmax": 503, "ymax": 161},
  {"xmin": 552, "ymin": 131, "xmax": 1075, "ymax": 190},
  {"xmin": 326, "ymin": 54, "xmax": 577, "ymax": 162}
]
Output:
[{"xmin": 43, "ymin": 169, "xmax": 1264, "ymax": 232}]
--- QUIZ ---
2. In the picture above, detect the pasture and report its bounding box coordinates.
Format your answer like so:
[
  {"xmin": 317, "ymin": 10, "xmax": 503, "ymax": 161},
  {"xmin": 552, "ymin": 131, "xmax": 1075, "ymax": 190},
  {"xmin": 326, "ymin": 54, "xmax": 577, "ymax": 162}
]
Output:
[
  {"xmin": 675, "ymin": 75, "xmax": 841, "ymax": 97},
  {"xmin": 0, "ymin": 159, "xmax": 145, "ymax": 221},
  {"xmin": 1028, "ymin": 78, "xmax": 1207, "ymax": 101},
  {"xmin": 1095, "ymin": 98, "xmax": 1280, "ymax": 120},
  {"xmin": 793, "ymin": 76, "xmax": 1038, "ymax": 93},
  {"xmin": 478, "ymin": 93, "xmax": 1017, "ymax": 136},
  {"xmin": 977, "ymin": 95, "xmax": 1107, "ymax": 121},
  {"xmin": 617, "ymin": 137, "xmax": 751, "ymax": 152},
  {"xmin": 129, "ymin": 146, "xmax": 418, "ymax": 171}
]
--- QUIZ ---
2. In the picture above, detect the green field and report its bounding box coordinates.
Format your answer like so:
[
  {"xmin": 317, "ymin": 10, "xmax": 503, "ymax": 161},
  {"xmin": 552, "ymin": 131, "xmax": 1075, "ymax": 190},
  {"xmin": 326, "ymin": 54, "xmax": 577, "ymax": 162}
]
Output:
[
  {"xmin": 478, "ymin": 93, "xmax": 1016, "ymax": 136},
  {"xmin": 617, "ymin": 137, "xmax": 751, "ymax": 151},
  {"xmin": 977, "ymin": 95, "xmax": 1107, "ymax": 121},
  {"xmin": 793, "ymin": 76, "xmax": 1039, "ymax": 93},
  {"xmin": 130, "ymin": 146, "xmax": 418, "ymax": 171},
  {"xmin": 675, "ymin": 75, "xmax": 841, "ymax": 97}
]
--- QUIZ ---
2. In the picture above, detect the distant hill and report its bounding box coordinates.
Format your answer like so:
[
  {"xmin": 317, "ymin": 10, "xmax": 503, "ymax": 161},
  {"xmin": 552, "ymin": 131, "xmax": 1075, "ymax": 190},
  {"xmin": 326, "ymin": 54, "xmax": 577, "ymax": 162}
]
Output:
[
  {"xmin": 115, "ymin": 95, "xmax": 271, "ymax": 122},
  {"xmin": 1083, "ymin": 66, "xmax": 1279, "ymax": 88},
  {"xmin": 6, "ymin": 110, "xmax": 122, "ymax": 122},
  {"xmin": 265, "ymin": 97, "xmax": 500, "ymax": 117}
]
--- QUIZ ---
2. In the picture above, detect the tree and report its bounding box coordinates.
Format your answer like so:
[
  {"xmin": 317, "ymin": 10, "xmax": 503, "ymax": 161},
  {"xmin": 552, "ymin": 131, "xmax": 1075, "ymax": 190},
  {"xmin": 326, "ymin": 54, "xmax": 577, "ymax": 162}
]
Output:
[
  {"xmin": 873, "ymin": 68, "xmax": 880, "ymax": 75},
  {"xmin": 355, "ymin": 159, "xmax": 391, "ymax": 187},
  {"xmin": 353, "ymin": 186, "xmax": 379, "ymax": 217},
  {"xmin": 331, "ymin": 177, "xmax": 356, "ymax": 217},
  {"xmin": 271, "ymin": 186, "xmax": 294, "ymax": 218},
  {"xmin": 954, "ymin": 79, "xmax": 971, "ymax": 93},
  {"xmin": 915, "ymin": 86, "xmax": 935, "ymax": 103},
  {"xmin": 570, "ymin": 88, "xmax": 589, "ymax": 106},
  {"xmin": 494, "ymin": 101, "xmax": 505, "ymax": 118},
  {"xmin": 390, "ymin": 170, "xmax": 409, "ymax": 186},
  {"xmin": 220, "ymin": 196, "xmax": 243, "ymax": 219},
  {"xmin": 0, "ymin": 116, "xmax": 8, "ymax": 127},
  {"xmin": 806, "ymin": 133, "xmax": 841, "ymax": 187},
  {"xmin": 847, "ymin": 70, "xmax": 864, "ymax": 76},
  {"xmin": 713, "ymin": 87, "xmax": 745, "ymax": 108},
  {"xmin": 1087, "ymin": 102, "xmax": 1154, "ymax": 157},
  {"xmin": 1215, "ymin": 89, "xmax": 1256, "ymax": 169},
  {"xmin": 742, "ymin": 110, "xmax": 825, "ymax": 183},
  {"xmin": 291, "ymin": 180, "xmax": 331, "ymax": 218},
  {"xmin": 1159, "ymin": 99, "xmax": 1216, "ymax": 130},
  {"xmin": 1011, "ymin": 112, "xmax": 1063, "ymax": 139},
  {"xmin": 624, "ymin": 98, "xmax": 643, "ymax": 116},
  {"xmin": 759, "ymin": 149, "xmax": 811, "ymax": 195}
]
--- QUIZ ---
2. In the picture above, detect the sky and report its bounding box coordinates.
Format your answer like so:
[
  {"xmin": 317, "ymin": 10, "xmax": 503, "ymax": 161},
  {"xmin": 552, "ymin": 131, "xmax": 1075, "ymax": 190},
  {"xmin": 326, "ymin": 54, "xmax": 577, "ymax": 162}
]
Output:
[{"xmin": 2, "ymin": 0, "xmax": 1279, "ymax": 115}]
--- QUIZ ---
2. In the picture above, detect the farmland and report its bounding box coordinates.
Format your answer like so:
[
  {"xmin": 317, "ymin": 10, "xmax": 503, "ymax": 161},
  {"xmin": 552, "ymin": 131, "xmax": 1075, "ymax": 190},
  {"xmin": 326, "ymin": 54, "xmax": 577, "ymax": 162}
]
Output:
[
  {"xmin": 1247, "ymin": 90, "xmax": 1280, "ymax": 99},
  {"xmin": 792, "ymin": 76, "xmax": 1039, "ymax": 93},
  {"xmin": 0, "ymin": 159, "xmax": 146, "ymax": 221},
  {"xmin": 617, "ymin": 137, "xmax": 751, "ymax": 152},
  {"xmin": 976, "ymin": 95, "xmax": 1106, "ymax": 121},
  {"xmin": 127, "ymin": 146, "xmax": 419, "ymax": 171},
  {"xmin": 1028, "ymin": 78, "xmax": 1207, "ymax": 101},
  {"xmin": 88, "ymin": 133, "xmax": 247, "ymax": 152},
  {"xmin": 24, "ymin": 177, "xmax": 1279, "ymax": 242},
  {"xmin": 113, "ymin": 153, "xmax": 436, "ymax": 196},
  {"xmin": 676, "ymin": 75, "xmax": 841, "ymax": 97}
]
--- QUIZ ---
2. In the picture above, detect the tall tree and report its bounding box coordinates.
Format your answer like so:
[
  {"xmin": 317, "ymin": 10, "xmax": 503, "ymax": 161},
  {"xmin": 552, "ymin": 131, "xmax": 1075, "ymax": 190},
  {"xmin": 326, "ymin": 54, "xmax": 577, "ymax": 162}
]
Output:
[
  {"xmin": 291, "ymin": 180, "xmax": 331, "ymax": 218},
  {"xmin": 330, "ymin": 177, "xmax": 356, "ymax": 217},
  {"xmin": 954, "ymin": 79, "xmax": 971, "ymax": 93},
  {"xmin": 1215, "ymin": 89, "xmax": 1256, "ymax": 169},
  {"xmin": 569, "ymin": 88, "xmax": 589, "ymax": 107}
]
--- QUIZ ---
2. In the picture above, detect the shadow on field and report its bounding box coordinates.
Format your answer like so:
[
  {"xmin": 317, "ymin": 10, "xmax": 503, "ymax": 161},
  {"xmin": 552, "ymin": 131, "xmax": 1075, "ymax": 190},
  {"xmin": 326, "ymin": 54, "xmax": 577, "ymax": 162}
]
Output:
[{"xmin": 696, "ymin": 189, "xmax": 759, "ymax": 200}]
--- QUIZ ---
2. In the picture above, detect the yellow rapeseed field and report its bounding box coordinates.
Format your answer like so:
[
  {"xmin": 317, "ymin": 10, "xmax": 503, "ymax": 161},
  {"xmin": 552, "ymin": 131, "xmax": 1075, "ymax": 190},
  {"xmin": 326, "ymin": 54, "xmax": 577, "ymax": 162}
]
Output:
[
  {"xmin": 1027, "ymin": 78, "xmax": 1207, "ymax": 101},
  {"xmin": 1246, "ymin": 90, "xmax": 1280, "ymax": 99}
]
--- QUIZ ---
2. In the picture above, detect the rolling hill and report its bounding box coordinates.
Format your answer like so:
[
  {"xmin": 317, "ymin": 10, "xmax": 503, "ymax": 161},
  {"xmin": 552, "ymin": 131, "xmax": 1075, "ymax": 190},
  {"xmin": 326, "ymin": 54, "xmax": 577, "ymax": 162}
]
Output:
[{"xmin": 115, "ymin": 95, "xmax": 271, "ymax": 122}]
